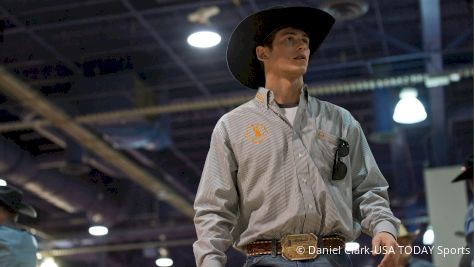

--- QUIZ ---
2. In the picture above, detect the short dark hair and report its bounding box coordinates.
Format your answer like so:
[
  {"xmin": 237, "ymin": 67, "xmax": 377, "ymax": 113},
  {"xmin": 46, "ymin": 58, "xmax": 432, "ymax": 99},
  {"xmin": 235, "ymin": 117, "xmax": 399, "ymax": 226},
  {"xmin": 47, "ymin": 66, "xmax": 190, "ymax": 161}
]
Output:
[{"xmin": 257, "ymin": 25, "xmax": 290, "ymax": 49}]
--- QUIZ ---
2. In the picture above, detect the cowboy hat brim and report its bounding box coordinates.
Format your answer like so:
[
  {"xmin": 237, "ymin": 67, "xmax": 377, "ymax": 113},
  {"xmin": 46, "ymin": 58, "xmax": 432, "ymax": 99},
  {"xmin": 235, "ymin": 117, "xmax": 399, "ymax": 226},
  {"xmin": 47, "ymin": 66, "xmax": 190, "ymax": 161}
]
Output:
[
  {"xmin": 0, "ymin": 186, "xmax": 37, "ymax": 218},
  {"xmin": 17, "ymin": 202, "xmax": 37, "ymax": 218},
  {"xmin": 452, "ymin": 166, "xmax": 473, "ymax": 183},
  {"xmin": 226, "ymin": 6, "xmax": 335, "ymax": 89}
]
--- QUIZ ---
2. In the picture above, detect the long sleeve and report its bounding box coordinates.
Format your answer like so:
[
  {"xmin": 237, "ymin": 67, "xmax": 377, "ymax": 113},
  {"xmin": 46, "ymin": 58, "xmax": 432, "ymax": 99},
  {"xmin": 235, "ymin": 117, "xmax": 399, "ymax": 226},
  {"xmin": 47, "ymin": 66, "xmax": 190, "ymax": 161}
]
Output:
[
  {"xmin": 193, "ymin": 120, "xmax": 239, "ymax": 267},
  {"xmin": 349, "ymin": 120, "xmax": 400, "ymax": 238}
]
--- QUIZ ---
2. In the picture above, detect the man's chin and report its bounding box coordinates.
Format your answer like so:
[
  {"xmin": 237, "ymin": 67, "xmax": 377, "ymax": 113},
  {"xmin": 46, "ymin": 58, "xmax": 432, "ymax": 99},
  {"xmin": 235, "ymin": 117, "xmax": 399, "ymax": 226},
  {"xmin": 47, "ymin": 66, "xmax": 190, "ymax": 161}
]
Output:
[{"xmin": 285, "ymin": 67, "xmax": 307, "ymax": 77}]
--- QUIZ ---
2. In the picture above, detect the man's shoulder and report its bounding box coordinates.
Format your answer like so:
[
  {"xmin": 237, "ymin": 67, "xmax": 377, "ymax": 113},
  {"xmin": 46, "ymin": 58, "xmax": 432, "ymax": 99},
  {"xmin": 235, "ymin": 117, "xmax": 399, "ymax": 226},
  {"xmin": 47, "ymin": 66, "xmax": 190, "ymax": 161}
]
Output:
[
  {"xmin": 217, "ymin": 99, "xmax": 259, "ymax": 122},
  {"xmin": 213, "ymin": 99, "xmax": 259, "ymax": 131},
  {"xmin": 308, "ymin": 95, "xmax": 355, "ymax": 123}
]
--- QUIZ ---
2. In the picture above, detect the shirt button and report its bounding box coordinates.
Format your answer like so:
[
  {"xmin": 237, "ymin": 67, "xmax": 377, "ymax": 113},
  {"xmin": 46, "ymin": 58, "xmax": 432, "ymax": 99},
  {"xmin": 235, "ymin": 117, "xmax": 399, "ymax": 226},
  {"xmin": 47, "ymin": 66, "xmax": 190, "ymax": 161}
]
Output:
[
  {"xmin": 298, "ymin": 153, "xmax": 303, "ymax": 158},
  {"xmin": 308, "ymin": 204, "xmax": 313, "ymax": 209},
  {"xmin": 303, "ymin": 178, "xmax": 307, "ymax": 183}
]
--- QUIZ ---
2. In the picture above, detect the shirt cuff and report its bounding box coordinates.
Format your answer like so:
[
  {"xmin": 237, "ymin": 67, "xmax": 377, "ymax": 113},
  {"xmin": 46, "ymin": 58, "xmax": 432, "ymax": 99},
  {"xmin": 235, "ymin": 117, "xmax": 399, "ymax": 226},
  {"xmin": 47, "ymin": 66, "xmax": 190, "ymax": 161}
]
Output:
[
  {"xmin": 200, "ymin": 259, "xmax": 223, "ymax": 267},
  {"xmin": 373, "ymin": 221, "xmax": 399, "ymax": 239}
]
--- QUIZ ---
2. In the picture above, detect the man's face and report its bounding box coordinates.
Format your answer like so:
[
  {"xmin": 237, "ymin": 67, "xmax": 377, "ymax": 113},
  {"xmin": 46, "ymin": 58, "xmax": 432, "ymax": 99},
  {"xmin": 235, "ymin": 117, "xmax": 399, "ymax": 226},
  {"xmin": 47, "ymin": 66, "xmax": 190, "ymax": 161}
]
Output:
[{"xmin": 257, "ymin": 27, "xmax": 310, "ymax": 78}]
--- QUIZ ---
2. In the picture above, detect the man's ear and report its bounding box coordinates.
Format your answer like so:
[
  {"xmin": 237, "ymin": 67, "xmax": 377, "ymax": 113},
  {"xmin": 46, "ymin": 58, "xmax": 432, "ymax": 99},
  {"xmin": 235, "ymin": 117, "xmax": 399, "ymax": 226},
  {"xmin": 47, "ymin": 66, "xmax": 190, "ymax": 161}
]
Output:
[{"xmin": 256, "ymin": 46, "xmax": 269, "ymax": 62}]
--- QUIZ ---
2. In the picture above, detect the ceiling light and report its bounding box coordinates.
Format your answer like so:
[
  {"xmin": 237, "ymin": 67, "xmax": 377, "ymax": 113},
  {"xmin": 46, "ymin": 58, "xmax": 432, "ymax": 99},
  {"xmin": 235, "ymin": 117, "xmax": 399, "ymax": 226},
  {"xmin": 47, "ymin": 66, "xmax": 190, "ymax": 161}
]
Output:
[
  {"xmin": 156, "ymin": 247, "xmax": 173, "ymax": 266},
  {"xmin": 423, "ymin": 225, "xmax": 435, "ymax": 245},
  {"xmin": 187, "ymin": 31, "xmax": 221, "ymax": 48},
  {"xmin": 155, "ymin": 257, "xmax": 173, "ymax": 267},
  {"xmin": 449, "ymin": 73, "xmax": 461, "ymax": 82},
  {"xmin": 0, "ymin": 179, "xmax": 6, "ymax": 186},
  {"xmin": 393, "ymin": 88, "xmax": 427, "ymax": 124},
  {"xmin": 40, "ymin": 257, "xmax": 58, "ymax": 267},
  {"xmin": 345, "ymin": 241, "xmax": 360, "ymax": 252},
  {"xmin": 424, "ymin": 75, "xmax": 450, "ymax": 88},
  {"xmin": 88, "ymin": 225, "xmax": 109, "ymax": 236}
]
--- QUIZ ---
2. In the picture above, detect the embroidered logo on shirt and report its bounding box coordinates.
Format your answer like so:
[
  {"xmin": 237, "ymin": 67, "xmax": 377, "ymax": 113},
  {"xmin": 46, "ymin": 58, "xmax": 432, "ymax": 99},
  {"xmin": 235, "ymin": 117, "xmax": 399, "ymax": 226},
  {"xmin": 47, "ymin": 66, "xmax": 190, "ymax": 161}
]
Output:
[
  {"xmin": 245, "ymin": 123, "xmax": 269, "ymax": 144},
  {"xmin": 255, "ymin": 93, "xmax": 264, "ymax": 103}
]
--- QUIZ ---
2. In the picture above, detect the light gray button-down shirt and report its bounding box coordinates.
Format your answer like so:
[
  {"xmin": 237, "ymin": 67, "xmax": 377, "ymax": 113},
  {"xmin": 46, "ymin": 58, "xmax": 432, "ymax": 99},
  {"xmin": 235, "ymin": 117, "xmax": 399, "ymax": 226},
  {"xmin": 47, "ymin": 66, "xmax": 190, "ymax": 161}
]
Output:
[
  {"xmin": 193, "ymin": 86, "xmax": 400, "ymax": 267},
  {"xmin": 0, "ymin": 222, "xmax": 37, "ymax": 267}
]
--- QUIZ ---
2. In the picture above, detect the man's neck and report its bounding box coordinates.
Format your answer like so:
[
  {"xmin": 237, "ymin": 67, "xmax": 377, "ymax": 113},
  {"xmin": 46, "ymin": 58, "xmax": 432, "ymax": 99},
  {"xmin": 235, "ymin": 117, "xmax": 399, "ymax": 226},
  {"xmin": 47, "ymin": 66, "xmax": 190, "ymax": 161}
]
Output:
[
  {"xmin": 264, "ymin": 76, "xmax": 303, "ymax": 106},
  {"xmin": 0, "ymin": 211, "xmax": 17, "ymax": 225}
]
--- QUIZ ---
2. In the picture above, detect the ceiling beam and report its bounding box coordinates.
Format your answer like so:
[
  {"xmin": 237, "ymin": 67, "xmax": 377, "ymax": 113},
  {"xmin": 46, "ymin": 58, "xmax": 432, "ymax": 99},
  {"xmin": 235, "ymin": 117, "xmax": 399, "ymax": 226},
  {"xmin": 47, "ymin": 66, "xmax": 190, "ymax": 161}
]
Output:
[
  {"xmin": 0, "ymin": 65, "xmax": 472, "ymax": 133},
  {"xmin": 0, "ymin": 5, "xmax": 80, "ymax": 73},
  {"xmin": 120, "ymin": 0, "xmax": 213, "ymax": 98},
  {"xmin": 1, "ymin": 4, "xmax": 196, "ymax": 207},
  {"xmin": 420, "ymin": 0, "xmax": 448, "ymax": 165},
  {"xmin": 371, "ymin": 0, "xmax": 390, "ymax": 56},
  {"xmin": 2, "ymin": 0, "xmax": 230, "ymax": 35},
  {"xmin": 0, "ymin": 67, "xmax": 195, "ymax": 218},
  {"xmin": 353, "ymin": 21, "xmax": 420, "ymax": 53},
  {"xmin": 446, "ymin": 27, "xmax": 473, "ymax": 49}
]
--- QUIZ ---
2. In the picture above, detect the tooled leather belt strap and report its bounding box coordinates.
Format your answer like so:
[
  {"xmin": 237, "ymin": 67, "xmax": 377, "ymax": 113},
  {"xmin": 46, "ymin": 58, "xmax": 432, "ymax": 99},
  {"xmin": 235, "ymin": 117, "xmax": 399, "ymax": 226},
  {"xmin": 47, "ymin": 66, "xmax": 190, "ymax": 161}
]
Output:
[{"xmin": 246, "ymin": 234, "xmax": 345, "ymax": 260}]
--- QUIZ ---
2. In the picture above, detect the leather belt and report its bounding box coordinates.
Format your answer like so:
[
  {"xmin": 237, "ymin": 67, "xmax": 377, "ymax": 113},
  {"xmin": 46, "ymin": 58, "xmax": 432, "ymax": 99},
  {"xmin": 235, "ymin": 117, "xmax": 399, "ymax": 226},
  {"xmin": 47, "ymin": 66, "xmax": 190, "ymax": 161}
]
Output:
[{"xmin": 246, "ymin": 234, "xmax": 345, "ymax": 261}]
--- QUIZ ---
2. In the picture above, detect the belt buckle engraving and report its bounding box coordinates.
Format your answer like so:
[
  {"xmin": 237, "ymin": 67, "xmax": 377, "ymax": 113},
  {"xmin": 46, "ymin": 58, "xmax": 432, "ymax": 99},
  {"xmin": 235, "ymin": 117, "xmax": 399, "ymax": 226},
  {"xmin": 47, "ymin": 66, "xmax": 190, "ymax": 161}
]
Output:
[{"xmin": 280, "ymin": 233, "xmax": 318, "ymax": 261}]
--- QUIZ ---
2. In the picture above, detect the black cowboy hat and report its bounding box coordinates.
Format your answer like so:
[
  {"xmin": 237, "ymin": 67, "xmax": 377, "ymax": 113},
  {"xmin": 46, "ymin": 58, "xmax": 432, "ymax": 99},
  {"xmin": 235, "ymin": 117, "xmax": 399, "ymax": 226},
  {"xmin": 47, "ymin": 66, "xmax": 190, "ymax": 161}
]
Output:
[
  {"xmin": 452, "ymin": 156, "xmax": 473, "ymax": 183},
  {"xmin": 226, "ymin": 6, "xmax": 335, "ymax": 89},
  {"xmin": 0, "ymin": 185, "xmax": 37, "ymax": 218}
]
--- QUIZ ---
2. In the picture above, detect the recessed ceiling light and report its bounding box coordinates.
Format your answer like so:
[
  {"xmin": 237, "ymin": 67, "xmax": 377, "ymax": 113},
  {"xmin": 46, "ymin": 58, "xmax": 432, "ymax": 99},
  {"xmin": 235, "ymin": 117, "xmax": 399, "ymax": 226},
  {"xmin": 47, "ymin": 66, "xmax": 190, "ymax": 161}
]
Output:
[
  {"xmin": 187, "ymin": 31, "xmax": 221, "ymax": 48},
  {"xmin": 88, "ymin": 225, "xmax": 109, "ymax": 236},
  {"xmin": 155, "ymin": 257, "xmax": 173, "ymax": 267}
]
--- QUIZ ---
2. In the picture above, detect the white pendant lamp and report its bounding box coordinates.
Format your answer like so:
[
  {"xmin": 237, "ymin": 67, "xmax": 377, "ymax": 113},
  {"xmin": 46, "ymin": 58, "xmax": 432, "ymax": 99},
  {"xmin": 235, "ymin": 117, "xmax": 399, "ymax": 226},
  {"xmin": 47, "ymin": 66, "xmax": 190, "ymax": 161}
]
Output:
[{"xmin": 393, "ymin": 88, "xmax": 427, "ymax": 124}]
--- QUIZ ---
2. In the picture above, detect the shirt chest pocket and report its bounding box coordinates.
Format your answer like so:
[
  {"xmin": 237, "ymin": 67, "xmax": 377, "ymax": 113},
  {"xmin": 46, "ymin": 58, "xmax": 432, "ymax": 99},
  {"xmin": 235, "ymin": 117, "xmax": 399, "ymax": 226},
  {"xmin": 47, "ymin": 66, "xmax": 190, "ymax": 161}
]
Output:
[{"xmin": 309, "ymin": 129, "xmax": 340, "ymax": 181}]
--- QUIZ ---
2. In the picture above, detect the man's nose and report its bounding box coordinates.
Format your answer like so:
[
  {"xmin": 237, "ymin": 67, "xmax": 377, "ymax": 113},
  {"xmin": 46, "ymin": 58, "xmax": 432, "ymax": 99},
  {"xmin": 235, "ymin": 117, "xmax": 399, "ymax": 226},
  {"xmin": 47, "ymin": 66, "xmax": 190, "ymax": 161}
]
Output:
[{"xmin": 296, "ymin": 40, "xmax": 308, "ymax": 51}]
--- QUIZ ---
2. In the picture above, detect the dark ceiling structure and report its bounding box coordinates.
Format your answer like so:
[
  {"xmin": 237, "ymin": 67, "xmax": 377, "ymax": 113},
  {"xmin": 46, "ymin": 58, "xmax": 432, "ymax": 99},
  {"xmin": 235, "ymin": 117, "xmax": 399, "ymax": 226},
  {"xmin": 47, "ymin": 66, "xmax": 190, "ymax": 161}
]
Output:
[{"xmin": 0, "ymin": 0, "xmax": 473, "ymax": 266}]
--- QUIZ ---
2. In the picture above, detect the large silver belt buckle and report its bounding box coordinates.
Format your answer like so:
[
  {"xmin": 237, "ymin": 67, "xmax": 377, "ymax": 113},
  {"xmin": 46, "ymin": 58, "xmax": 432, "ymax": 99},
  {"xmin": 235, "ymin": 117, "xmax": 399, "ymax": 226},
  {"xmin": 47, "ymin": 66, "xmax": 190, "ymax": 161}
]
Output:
[{"xmin": 280, "ymin": 233, "xmax": 318, "ymax": 261}]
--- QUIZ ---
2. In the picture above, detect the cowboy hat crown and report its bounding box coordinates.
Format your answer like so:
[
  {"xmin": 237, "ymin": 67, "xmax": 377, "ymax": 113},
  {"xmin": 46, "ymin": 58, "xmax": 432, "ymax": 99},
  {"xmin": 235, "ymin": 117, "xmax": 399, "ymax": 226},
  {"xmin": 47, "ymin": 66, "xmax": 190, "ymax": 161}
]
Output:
[
  {"xmin": 0, "ymin": 185, "xmax": 37, "ymax": 218},
  {"xmin": 226, "ymin": 6, "xmax": 335, "ymax": 89}
]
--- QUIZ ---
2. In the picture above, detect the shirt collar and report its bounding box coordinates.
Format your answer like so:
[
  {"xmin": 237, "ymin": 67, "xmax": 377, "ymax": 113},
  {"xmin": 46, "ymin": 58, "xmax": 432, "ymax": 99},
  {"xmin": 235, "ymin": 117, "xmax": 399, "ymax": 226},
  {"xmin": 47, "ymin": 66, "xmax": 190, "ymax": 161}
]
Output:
[
  {"xmin": 1, "ymin": 220, "xmax": 20, "ymax": 230},
  {"xmin": 255, "ymin": 85, "xmax": 309, "ymax": 109},
  {"xmin": 255, "ymin": 87, "xmax": 272, "ymax": 109}
]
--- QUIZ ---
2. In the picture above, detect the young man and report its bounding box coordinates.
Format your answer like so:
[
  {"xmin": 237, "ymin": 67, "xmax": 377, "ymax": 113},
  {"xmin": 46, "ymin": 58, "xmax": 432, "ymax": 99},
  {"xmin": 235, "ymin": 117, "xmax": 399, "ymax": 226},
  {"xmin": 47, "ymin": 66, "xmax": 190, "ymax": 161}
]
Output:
[
  {"xmin": 0, "ymin": 185, "xmax": 38, "ymax": 267},
  {"xmin": 194, "ymin": 6, "xmax": 400, "ymax": 267}
]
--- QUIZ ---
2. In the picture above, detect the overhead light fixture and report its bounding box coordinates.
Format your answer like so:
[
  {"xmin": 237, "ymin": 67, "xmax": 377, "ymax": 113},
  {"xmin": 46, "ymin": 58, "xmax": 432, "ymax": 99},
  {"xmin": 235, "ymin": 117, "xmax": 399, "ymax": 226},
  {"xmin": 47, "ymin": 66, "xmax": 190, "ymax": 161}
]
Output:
[
  {"xmin": 88, "ymin": 225, "xmax": 109, "ymax": 236},
  {"xmin": 424, "ymin": 75, "xmax": 451, "ymax": 88},
  {"xmin": 393, "ymin": 87, "xmax": 427, "ymax": 124},
  {"xmin": 155, "ymin": 257, "xmax": 173, "ymax": 267},
  {"xmin": 187, "ymin": 31, "xmax": 221, "ymax": 48},
  {"xmin": 155, "ymin": 247, "xmax": 173, "ymax": 267},
  {"xmin": 40, "ymin": 257, "xmax": 58, "ymax": 267},
  {"xmin": 423, "ymin": 225, "xmax": 435, "ymax": 245},
  {"xmin": 449, "ymin": 73, "xmax": 461, "ymax": 82},
  {"xmin": 186, "ymin": 6, "xmax": 221, "ymax": 48},
  {"xmin": 0, "ymin": 178, "xmax": 6, "ymax": 186}
]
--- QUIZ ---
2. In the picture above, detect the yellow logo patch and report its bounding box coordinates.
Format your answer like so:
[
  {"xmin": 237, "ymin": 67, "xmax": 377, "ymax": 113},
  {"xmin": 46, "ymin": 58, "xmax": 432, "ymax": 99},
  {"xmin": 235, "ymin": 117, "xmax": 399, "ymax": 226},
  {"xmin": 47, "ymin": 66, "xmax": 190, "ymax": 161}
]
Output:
[
  {"xmin": 255, "ymin": 93, "xmax": 264, "ymax": 103},
  {"xmin": 245, "ymin": 123, "xmax": 269, "ymax": 144}
]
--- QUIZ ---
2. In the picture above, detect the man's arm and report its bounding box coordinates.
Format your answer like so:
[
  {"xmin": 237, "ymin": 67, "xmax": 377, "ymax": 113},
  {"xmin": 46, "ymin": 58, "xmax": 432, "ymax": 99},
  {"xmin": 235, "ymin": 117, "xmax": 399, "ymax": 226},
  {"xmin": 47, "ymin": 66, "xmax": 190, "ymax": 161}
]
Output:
[
  {"xmin": 349, "ymin": 120, "xmax": 400, "ymax": 237},
  {"xmin": 348, "ymin": 120, "xmax": 400, "ymax": 266},
  {"xmin": 193, "ymin": 122, "xmax": 239, "ymax": 267}
]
